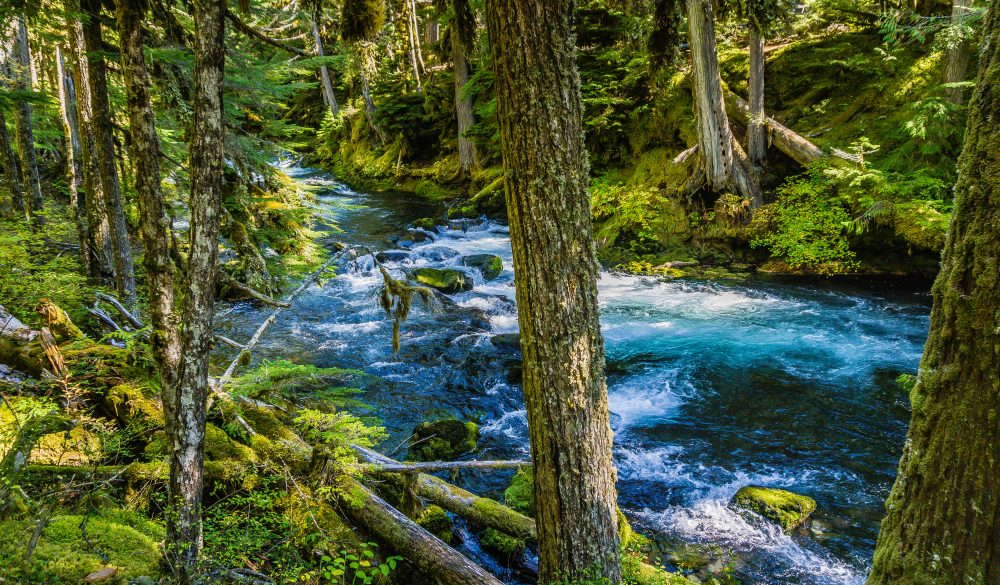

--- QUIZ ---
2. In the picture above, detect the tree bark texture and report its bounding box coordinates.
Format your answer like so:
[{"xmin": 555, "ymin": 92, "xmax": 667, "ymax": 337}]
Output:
[
  {"xmin": 484, "ymin": 1, "xmax": 621, "ymax": 582},
  {"xmin": 867, "ymin": 5, "xmax": 1000, "ymax": 584},
  {"xmin": 0, "ymin": 103, "xmax": 25, "ymax": 217},
  {"xmin": 748, "ymin": 25, "xmax": 766, "ymax": 166},
  {"xmin": 55, "ymin": 45, "xmax": 91, "ymax": 274},
  {"xmin": 66, "ymin": 0, "xmax": 114, "ymax": 283},
  {"xmin": 81, "ymin": 0, "xmax": 136, "ymax": 305},
  {"xmin": 452, "ymin": 28, "xmax": 478, "ymax": 172},
  {"xmin": 945, "ymin": 0, "xmax": 972, "ymax": 104},
  {"xmin": 166, "ymin": 0, "xmax": 225, "ymax": 579},
  {"xmin": 116, "ymin": 0, "xmax": 181, "ymax": 400},
  {"xmin": 312, "ymin": 21, "xmax": 340, "ymax": 118},
  {"xmin": 13, "ymin": 16, "xmax": 44, "ymax": 220}
]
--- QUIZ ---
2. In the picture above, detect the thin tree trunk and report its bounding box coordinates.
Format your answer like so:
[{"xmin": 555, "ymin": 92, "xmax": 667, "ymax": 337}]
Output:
[
  {"xmin": 406, "ymin": 0, "xmax": 423, "ymax": 90},
  {"xmin": 55, "ymin": 46, "xmax": 91, "ymax": 274},
  {"xmin": 81, "ymin": 0, "xmax": 136, "ymax": 306},
  {"xmin": 0, "ymin": 102, "xmax": 25, "ymax": 217},
  {"xmin": 359, "ymin": 58, "xmax": 387, "ymax": 144},
  {"xmin": 452, "ymin": 31, "xmax": 478, "ymax": 172},
  {"xmin": 66, "ymin": 0, "xmax": 114, "ymax": 282},
  {"xmin": 484, "ymin": 1, "xmax": 621, "ymax": 582},
  {"xmin": 945, "ymin": 0, "xmax": 972, "ymax": 104},
  {"xmin": 867, "ymin": 4, "xmax": 1000, "ymax": 583},
  {"xmin": 748, "ymin": 25, "xmax": 766, "ymax": 167},
  {"xmin": 13, "ymin": 16, "xmax": 43, "ymax": 221},
  {"xmin": 425, "ymin": 20, "xmax": 439, "ymax": 43},
  {"xmin": 311, "ymin": 21, "xmax": 339, "ymax": 118},
  {"xmin": 116, "ymin": 0, "xmax": 181, "ymax": 414},
  {"xmin": 167, "ymin": 0, "xmax": 226, "ymax": 579},
  {"xmin": 410, "ymin": 0, "xmax": 425, "ymax": 72}
]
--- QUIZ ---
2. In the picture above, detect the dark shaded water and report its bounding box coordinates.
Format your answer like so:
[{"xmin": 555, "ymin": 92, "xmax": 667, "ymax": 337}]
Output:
[{"xmin": 217, "ymin": 163, "xmax": 931, "ymax": 584}]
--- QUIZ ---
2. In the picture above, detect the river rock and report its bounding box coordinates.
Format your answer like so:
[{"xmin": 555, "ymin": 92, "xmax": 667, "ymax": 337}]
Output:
[
  {"xmin": 407, "ymin": 419, "xmax": 479, "ymax": 461},
  {"xmin": 375, "ymin": 250, "xmax": 411, "ymax": 264},
  {"xmin": 461, "ymin": 254, "xmax": 504, "ymax": 280},
  {"xmin": 731, "ymin": 485, "xmax": 816, "ymax": 531},
  {"xmin": 412, "ymin": 217, "xmax": 444, "ymax": 231},
  {"xmin": 417, "ymin": 246, "xmax": 461, "ymax": 262},
  {"xmin": 491, "ymin": 333, "xmax": 521, "ymax": 351},
  {"xmin": 412, "ymin": 268, "xmax": 473, "ymax": 294}
]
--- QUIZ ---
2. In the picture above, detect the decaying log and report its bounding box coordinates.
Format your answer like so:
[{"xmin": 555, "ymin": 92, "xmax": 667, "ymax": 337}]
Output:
[
  {"xmin": 1, "ymin": 305, "xmax": 44, "ymax": 375},
  {"xmin": 339, "ymin": 476, "xmax": 504, "ymax": 585},
  {"xmin": 36, "ymin": 299, "xmax": 85, "ymax": 342},
  {"xmin": 95, "ymin": 292, "xmax": 143, "ymax": 329},
  {"xmin": 673, "ymin": 145, "xmax": 699, "ymax": 165},
  {"xmin": 655, "ymin": 260, "xmax": 699, "ymax": 269},
  {"xmin": 370, "ymin": 459, "xmax": 529, "ymax": 473},
  {"xmin": 38, "ymin": 328, "xmax": 68, "ymax": 378},
  {"xmin": 220, "ymin": 274, "xmax": 291, "ymax": 308},
  {"xmin": 88, "ymin": 306, "xmax": 124, "ymax": 334},
  {"xmin": 353, "ymin": 445, "xmax": 537, "ymax": 539},
  {"xmin": 723, "ymin": 91, "xmax": 858, "ymax": 166},
  {"xmin": 1, "ymin": 304, "xmax": 37, "ymax": 342}
]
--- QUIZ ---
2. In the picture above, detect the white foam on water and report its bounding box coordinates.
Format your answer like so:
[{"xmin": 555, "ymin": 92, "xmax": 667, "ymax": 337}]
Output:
[{"xmin": 608, "ymin": 369, "xmax": 695, "ymax": 427}]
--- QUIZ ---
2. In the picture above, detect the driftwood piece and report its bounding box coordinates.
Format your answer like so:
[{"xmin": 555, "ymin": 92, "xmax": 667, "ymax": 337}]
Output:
[
  {"xmin": 339, "ymin": 476, "xmax": 504, "ymax": 585},
  {"xmin": 95, "ymin": 292, "xmax": 143, "ymax": 329},
  {"xmin": 354, "ymin": 445, "xmax": 537, "ymax": 539},
  {"xmin": 221, "ymin": 274, "xmax": 291, "ymax": 308},
  {"xmin": 88, "ymin": 307, "xmax": 124, "ymax": 335}
]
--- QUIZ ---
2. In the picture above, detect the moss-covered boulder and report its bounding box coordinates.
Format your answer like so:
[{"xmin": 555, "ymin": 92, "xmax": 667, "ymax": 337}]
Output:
[
  {"xmin": 412, "ymin": 217, "xmax": 444, "ymax": 231},
  {"xmin": 375, "ymin": 250, "xmax": 412, "ymax": 264},
  {"xmin": 461, "ymin": 254, "xmax": 504, "ymax": 280},
  {"xmin": 411, "ymin": 268, "xmax": 473, "ymax": 294},
  {"xmin": 0, "ymin": 509, "xmax": 163, "ymax": 583},
  {"xmin": 731, "ymin": 485, "xmax": 816, "ymax": 531},
  {"xmin": 407, "ymin": 419, "xmax": 479, "ymax": 461},
  {"xmin": 416, "ymin": 505, "xmax": 454, "ymax": 544},
  {"xmin": 481, "ymin": 527, "xmax": 525, "ymax": 560}
]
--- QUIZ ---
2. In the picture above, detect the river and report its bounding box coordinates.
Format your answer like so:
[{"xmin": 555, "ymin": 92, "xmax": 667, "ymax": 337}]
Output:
[{"xmin": 216, "ymin": 162, "xmax": 931, "ymax": 584}]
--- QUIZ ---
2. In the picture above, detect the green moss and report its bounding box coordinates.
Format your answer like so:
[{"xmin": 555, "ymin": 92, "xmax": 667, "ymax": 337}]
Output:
[
  {"xmin": 416, "ymin": 505, "xmax": 454, "ymax": 544},
  {"xmin": 411, "ymin": 268, "xmax": 474, "ymax": 294},
  {"xmin": 407, "ymin": 419, "xmax": 479, "ymax": 461},
  {"xmin": 0, "ymin": 511, "xmax": 163, "ymax": 583},
  {"xmin": 104, "ymin": 383, "xmax": 163, "ymax": 428},
  {"xmin": 504, "ymin": 466, "xmax": 535, "ymax": 517},
  {"xmin": 461, "ymin": 254, "xmax": 504, "ymax": 280},
  {"xmin": 481, "ymin": 527, "xmax": 525, "ymax": 559},
  {"xmin": 731, "ymin": 485, "xmax": 816, "ymax": 531}
]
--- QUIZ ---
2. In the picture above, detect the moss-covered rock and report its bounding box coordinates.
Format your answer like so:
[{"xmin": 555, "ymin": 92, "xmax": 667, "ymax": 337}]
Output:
[
  {"xmin": 461, "ymin": 254, "xmax": 504, "ymax": 280},
  {"xmin": 103, "ymin": 384, "xmax": 163, "ymax": 429},
  {"xmin": 412, "ymin": 217, "xmax": 444, "ymax": 231},
  {"xmin": 0, "ymin": 509, "xmax": 163, "ymax": 583},
  {"xmin": 416, "ymin": 505, "xmax": 454, "ymax": 544},
  {"xmin": 407, "ymin": 419, "xmax": 479, "ymax": 461},
  {"xmin": 503, "ymin": 466, "xmax": 534, "ymax": 516},
  {"xmin": 491, "ymin": 333, "xmax": 521, "ymax": 351},
  {"xmin": 731, "ymin": 485, "xmax": 816, "ymax": 531},
  {"xmin": 411, "ymin": 268, "xmax": 473, "ymax": 294},
  {"xmin": 480, "ymin": 527, "xmax": 525, "ymax": 560}
]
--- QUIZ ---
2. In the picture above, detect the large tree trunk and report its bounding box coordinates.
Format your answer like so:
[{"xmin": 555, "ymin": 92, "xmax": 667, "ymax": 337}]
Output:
[
  {"xmin": 81, "ymin": 0, "xmax": 136, "ymax": 306},
  {"xmin": 747, "ymin": 25, "xmax": 766, "ymax": 167},
  {"xmin": 452, "ymin": 28, "xmax": 478, "ymax": 172},
  {"xmin": 945, "ymin": 0, "xmax": 972, "ymax": 104},
  {"xmin": 867, "ymin": 4, "xmax": 1000, "ymax": 584},
  {"xmin": 686, "ymin": 0, "xmax": 762, "ymax": 207},
  {"xmin": 116, "ymin": 0, "xmax": 181, "ymax": 414},
  {"xmin": 55, "ymin": 45, "xmax": 91, "ymax": 275},
  {"xmin": 312, "ymin": 21, "xmax": 340, "ymax": 118},
  {"xmin": 166, "ymin": 0, "xmax": 225, "ymax": 579},
  {"xmin": 484, "ymin": 1, "xmax": 621, "ymax": 582},
  {"xmin": 0, "ymin": 104, "xmax": 25, "ymax": 217},
  {"xmin": 12, "ymin": 16, "xmax": 43, "ymax": 221},
  {"xmin": 66, "ymin": 0, "xmax": 114, "ymax": 283}
]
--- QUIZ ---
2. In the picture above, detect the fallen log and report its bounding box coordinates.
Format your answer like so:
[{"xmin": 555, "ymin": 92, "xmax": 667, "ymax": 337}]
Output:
[
  {"xmin": 338, "ymin": 476, "xmax": 504, "ymax": 585},
  {"xmin": 220, "ymin": 274, "xmax": 291, "ymax": 308},
  {"xmin": 95, "ymin": 292, "xmax": 143, "ymax": 330},
  {"xmin": 353, "ymin": 445, "xmax": 537, "ymax": 539},
  {"xmin": 723, "ymin": 91, "xmax": 858, "ymax": 166},
  {"xmin": 369, "ymin": 459, "xmax": 529, "ymax": 473}
]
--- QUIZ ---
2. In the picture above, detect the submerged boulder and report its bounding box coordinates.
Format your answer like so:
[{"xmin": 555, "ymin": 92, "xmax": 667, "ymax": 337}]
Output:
[
  {"xmin": 411, "ymin": 268, "xmax": 473, "ymax": 294},
  {"xmin": 731, "ymin": 485, "xmax": 816, "ymax": 531},
  {"xmin": 375, "ymin": 250, "xmax": 411, "ymax": 264},
  {"xmin": 416, "ymin": 246, "xmax": 461, "ymax": 262},
  {"xmin": 407, "ymin": 419, "xmax": 479, "ymax": 461},
  {"xmin": 461, "ymin": 254, "xmax": 504, "ymax": 280}
]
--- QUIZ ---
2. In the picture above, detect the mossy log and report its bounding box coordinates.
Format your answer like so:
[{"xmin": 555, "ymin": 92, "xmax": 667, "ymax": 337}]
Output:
[
  {"xmin": 35, "ymin": 299, "xmax": 85, "ymax": 342},
  {"xmin": 339, "ymin": 476, "xmax": 504, "ymax": 585},
  {"xmin": 353, "ymin": 445, "xmax": 537, "ymax": 539}
]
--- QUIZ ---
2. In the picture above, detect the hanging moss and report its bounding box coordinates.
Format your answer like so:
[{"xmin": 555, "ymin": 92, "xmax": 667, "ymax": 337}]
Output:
[{"xmin": 341, "ymin": 0, "xmax": 385, "ymax": 43}]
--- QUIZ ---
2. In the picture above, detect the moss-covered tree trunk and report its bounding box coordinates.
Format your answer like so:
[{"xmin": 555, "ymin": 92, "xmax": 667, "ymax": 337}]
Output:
[
  {"xmin": 55, "ymin": 45, "xmax": 91, "ymax": 275},
  {"xmin": 12, "ymin": 16, "xmax": 43, "ymax": 222},
  {"xmin": 0, "ymin": 103, "xmax": 25, "ymax": 217},
  {"xmin": 116, "ymin": 0, "xmax": 180, "ymax": 417},
  {"xmin": 945, "ymin": 0, "xmax": 972, "ymax": 104},
  {"xmin": 81, "ymin": 0, "xmax": 136, "ymax": 306},
  {"xmin": 166, "ymin": 0, "xmax": 225, "ymax": 580},
  {"xmin": 66, "ymin": 0, "xmax": 114, "ymax": 283},
  {"xmin": 686, "ymin": 0, "xmax": 762, "ymax": 207},
  {"xmin": 867, "ymin": 4, "xmax": 1000, "ymax": 583},
  {"xmin": 484, "ymin": 1, "xmax": 621, "ymax": 582},
  {"xmin": 747, "ymin": 25, "xmax": 766, "ymax": 167},
  {"xmin": 452, "ymin": 28, "xmax": 478, "ymax": 172}
]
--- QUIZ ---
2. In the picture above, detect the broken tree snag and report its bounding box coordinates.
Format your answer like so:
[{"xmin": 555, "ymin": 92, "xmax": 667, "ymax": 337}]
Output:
[
  {"xmin": 339, "ymin": 476, "xmax": 504, "ymax": 585},
  {"xmin": 38, "ymin": 328, "xmax": 68, "ymax": 378},
  {"xmin": 35, "ymin": 299, "xmax": 85, "ymax": 342},
  {"xmin": 723, "ymin": 91, "xmax": 824, "ymax": 166},
  {"xmin": 353, "ymin": 445, "xmax": 537, "ymax": 539}
]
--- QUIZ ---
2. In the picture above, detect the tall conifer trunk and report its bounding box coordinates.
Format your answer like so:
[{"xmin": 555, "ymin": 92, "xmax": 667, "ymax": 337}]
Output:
[
  {"xmin": 452, "ymin": 31, "xmax": 477, "ymax": 172},
  {"xmin": 166, "ymin": 0, "xmax": 225, "ymax": 579},
  {"xmin": 81, "ymin": 0, "xmax": 136, "ymax": 305},
  {"xmin": 56, "ymin": 46, "xmax": 90, "ymax": 274},
  {"xmin": 12, "ymin": 16, "xmax": 43, "ymax": 221},
  {"xmin": 945, "ymin": 0, "xmax": 972, "ymax": 104},
  {"xmin": 867, "ymin": 4, "xmax": 1000, "ymax": 583},
  {"xmin": 66, "ymin": 0, "xmax": 114, "ymax": 282},
  {"xmin": 484, "ymin": 1, "xmax": 621, "ymax": 582},
  {"xmin": 747, "ymin": 25, "xmax": 766, "ymax": 167},
  {"xmin": 312, "ymin": 21, "xmax": 340, "ymax": 118},
  {"xmin": 0, "ymin": 104, "xmax": 25, "ymax": 217}
]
